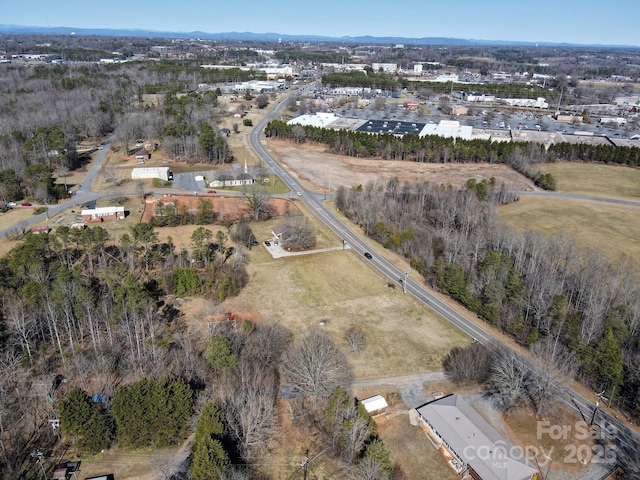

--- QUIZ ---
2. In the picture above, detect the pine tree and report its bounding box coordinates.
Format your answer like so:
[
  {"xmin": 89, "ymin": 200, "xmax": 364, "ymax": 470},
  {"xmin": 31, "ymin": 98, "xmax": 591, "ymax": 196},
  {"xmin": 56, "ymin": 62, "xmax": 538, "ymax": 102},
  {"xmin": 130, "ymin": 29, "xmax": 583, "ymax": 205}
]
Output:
[{"xmin": 58, "ymin": 387, "xmax": 110, "ymax": 454}]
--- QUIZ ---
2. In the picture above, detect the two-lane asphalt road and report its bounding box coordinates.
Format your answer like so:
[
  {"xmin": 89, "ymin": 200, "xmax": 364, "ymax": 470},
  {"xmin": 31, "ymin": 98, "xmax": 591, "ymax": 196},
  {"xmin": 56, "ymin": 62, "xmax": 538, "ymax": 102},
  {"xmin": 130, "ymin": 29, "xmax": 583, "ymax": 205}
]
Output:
[
  {"xmin": 250, "ymin": 87, "xmax": 640, "ymax": 475},
  {"xmin": 0, "ymin": 137, "xmax": 115, "ymax": 239}
]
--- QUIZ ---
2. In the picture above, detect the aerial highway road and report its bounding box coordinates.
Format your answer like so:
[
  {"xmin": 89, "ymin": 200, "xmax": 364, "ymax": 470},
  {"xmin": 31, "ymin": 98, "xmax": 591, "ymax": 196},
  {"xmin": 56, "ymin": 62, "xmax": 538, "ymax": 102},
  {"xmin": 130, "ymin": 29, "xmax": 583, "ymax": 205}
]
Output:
[{"xmin": 251, "ymin": 87, "xmax": 640, "ymax": 476}]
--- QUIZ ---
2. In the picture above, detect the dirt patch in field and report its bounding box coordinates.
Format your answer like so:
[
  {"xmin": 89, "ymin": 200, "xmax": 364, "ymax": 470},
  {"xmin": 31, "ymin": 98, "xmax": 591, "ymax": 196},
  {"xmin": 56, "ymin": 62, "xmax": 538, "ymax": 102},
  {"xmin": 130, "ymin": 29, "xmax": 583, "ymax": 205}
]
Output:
[
  {"xmin": 141, "ymin": 195, "xmax": 302, "ymax": 224},
  {"xmin": 265, "ymin": 138, "xmax": 535, "ymax": 192}
]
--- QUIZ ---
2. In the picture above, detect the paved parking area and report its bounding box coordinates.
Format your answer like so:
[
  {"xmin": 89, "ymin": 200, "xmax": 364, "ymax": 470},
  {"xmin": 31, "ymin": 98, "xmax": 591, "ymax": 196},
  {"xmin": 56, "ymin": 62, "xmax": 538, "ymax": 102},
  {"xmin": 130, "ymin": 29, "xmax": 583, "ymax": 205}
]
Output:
[{"xmin": 263, "ymin": 239, "xmax": 350, "ymax": 258}]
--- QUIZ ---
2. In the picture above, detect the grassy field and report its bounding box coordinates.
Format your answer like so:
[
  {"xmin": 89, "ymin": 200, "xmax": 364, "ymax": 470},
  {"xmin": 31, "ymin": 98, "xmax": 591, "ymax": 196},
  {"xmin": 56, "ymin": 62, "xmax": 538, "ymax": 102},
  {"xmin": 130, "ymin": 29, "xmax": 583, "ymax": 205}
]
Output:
[
  {"xmin": 221, "ymin": 237, "xmax": 471, "ymax": 380},
  {"xmin": 378, "ymin": 414, "xmax": 459, "ymax": 480},
  {"xmin": 542, "ymin": 162, "xmax": 640, "ymax": 199},
  {"xmin": 499, "ymin": 196, "xmax": 640, "ymax": 267}
]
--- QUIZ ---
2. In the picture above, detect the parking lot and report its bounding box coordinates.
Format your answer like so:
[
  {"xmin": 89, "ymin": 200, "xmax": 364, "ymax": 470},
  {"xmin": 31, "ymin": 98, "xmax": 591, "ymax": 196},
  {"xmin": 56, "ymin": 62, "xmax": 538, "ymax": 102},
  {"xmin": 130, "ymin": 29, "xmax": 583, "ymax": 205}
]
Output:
[{"xmin": 311, "ymin": 92, "xmax": 638, "ymax": 140}]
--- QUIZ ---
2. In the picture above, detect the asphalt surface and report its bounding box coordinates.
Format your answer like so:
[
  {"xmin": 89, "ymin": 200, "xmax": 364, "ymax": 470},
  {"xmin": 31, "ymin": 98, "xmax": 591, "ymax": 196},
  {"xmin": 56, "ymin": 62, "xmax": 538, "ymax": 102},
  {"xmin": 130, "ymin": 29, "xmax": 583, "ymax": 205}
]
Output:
[{"xmin": 250, "ymin": 84, "xmax": 640, "ymax": 475}]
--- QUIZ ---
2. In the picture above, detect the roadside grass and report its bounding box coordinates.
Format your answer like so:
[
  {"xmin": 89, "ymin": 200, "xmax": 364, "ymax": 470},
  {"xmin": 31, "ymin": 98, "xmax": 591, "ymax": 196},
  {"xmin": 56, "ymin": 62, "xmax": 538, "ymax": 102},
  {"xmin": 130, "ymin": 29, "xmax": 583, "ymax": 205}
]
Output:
[
  {"xmin": 377, "ymin": 414, "xmax": 459, "ymax": 480},
  {"xmin": 542, "ymin": 162, "xmax": 640, "ymax": 200},
  {"xmin": 499, "ymin": 196, "xmax": 640, "ymax": 267},
  {"xmin": 222, "ymin": 245, "xmax": 471, "ymax": 379},
  {"xmin": 503, "ymin": 405, "xmax": 596, "ymax": 478},
  {"xmin": 170, "ymin": 164, "xmax": 224, "ymax": 174}
]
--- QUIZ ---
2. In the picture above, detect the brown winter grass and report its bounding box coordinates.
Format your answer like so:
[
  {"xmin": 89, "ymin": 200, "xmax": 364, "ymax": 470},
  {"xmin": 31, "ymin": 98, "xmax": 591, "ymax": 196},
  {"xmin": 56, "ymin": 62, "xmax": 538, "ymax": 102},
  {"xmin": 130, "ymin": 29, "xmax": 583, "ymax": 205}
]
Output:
[
  {"xmin": 221, "ymin": 240, "xmax": 471, "ymax": 380},
  {"xmin": 377, "ymin": 414, "xmax": 460, "ymax": 480},
  {"xmin": 499, "ymin": 196, "xmax": 640, "ymax": 267},
  {"xmin": 542, "ymin": 162, "xmax": 640, "ymax": 200}
]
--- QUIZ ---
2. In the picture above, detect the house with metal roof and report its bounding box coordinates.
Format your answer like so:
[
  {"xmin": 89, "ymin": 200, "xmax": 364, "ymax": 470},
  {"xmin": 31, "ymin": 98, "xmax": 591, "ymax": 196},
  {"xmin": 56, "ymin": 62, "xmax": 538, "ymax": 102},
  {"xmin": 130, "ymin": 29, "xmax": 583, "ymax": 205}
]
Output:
[
  {"xmin": 360, "ymin": 395, "xmax": 388, "ymax": 416},
  {"xmin": 415, "ymin": 394, "xmax": 538, "ymax": 480},
  {"xmin": 420, "ymin": 120, "xmax": 473, "ymax": 140}
]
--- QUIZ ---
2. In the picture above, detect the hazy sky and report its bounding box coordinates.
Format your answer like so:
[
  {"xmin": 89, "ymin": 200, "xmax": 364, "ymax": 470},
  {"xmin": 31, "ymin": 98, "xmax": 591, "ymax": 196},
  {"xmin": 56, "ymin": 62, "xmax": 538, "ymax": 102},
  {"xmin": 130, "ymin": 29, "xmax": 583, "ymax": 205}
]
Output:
[{"xmin": 4, "ymin": 0, "xmax": 639, "ymax": 46}]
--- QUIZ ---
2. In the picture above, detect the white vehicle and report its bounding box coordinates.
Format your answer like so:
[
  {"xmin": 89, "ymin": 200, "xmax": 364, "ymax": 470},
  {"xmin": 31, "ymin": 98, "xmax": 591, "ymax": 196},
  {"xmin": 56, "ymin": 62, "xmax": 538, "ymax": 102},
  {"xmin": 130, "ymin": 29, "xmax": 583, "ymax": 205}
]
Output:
[
  {"xmin": 297, "ymin": 191, "xmax": 302, "ymax": 196},
  {"xmin": 131, "ymin": 167, "xmax": 173, "ymax": 182}
]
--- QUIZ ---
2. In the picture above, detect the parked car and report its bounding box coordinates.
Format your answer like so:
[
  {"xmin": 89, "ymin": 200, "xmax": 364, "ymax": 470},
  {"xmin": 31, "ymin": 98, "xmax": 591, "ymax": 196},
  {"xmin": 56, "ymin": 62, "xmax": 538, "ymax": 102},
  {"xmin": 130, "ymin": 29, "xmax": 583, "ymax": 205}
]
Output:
[
  {"xmin": 21, "ymin": 202, "xmax": 32, "ymax": 206},
  {"xmin": 364, "ymin": 252, "xmax": 373, "ymax": 259},
  {"xmin": 208, "ymin": 190, "xmax": 217, "ymax": 194},
  {"xmin": 265, "ymin": 240, "xmax": 271, "ymax": 247},
  {"xmin": 250, "ymin": 240, "xmax": 260, "ymax": 246}
]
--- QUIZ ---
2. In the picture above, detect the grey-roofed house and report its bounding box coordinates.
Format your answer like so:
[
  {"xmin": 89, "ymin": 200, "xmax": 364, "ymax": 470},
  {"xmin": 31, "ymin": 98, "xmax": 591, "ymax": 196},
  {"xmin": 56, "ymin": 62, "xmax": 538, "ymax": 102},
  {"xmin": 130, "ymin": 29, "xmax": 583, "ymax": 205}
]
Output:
[{"xmin": 415, "ymin": 394, "xmax": 538, "ymax": 480}]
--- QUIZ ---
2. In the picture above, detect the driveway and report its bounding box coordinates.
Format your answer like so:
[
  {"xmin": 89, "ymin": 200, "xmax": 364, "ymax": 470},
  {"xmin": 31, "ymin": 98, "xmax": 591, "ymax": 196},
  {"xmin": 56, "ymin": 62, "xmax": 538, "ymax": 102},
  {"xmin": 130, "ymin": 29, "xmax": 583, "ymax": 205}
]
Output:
[{"xmin": 263, "ymin": 239, "xmax": 350, "ymax": 258}]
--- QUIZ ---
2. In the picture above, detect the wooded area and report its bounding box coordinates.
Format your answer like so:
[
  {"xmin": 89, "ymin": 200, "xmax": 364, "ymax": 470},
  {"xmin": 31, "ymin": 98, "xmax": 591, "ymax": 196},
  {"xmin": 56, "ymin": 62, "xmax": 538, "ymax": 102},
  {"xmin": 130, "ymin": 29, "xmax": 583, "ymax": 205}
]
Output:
[
  {"xmin": 0, "ymin": 59, "xmax": 248, "ymax": 203},
  {"xmin": 336, "ymin": 178, "xmax": 640, "ymax": 424}
]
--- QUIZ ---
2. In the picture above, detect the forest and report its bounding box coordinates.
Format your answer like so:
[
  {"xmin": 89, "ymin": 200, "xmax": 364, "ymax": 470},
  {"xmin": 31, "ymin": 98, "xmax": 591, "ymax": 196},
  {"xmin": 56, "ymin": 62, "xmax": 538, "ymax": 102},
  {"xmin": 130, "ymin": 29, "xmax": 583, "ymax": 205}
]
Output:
[
  {"xmin": 335, "ymin": 178, "xmax": 640, "ymax": 428},
  {"xmin": 0, "ymin": 216, "xmax": 393, "ymax": 479},
  {"xmin": 0, "ymin": 59, "xmax": 256, "ymax": 203}
]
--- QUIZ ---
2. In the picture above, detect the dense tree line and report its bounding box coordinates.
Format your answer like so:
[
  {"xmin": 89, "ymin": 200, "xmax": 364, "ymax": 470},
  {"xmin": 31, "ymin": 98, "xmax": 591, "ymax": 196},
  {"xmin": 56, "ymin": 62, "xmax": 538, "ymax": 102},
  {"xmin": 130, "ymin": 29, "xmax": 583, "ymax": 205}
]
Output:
[
  {"xmin": 0, "ymin": 60, "xmax": 238, "ymax": 203},
  {"xmin": 321, "ymin": 70, "xmax": 399, "ymax": 90},
  {"xmin": 266, "ymin": 119, "xmax": 531, "ymax": 163},
  {"xmin": 268, "ymin": 119, "xmax": 640, "ymax": 184},
  {"xmin": 336, "ymin": 179, "xmax": 640, "ymax": 422},
  {"xmin": 0, "ymin": 218, "xmax": 393, "ymax": 478},
  {"xmin": 0, "ymin": 220, "xmax": 251, "ymax": 476}
]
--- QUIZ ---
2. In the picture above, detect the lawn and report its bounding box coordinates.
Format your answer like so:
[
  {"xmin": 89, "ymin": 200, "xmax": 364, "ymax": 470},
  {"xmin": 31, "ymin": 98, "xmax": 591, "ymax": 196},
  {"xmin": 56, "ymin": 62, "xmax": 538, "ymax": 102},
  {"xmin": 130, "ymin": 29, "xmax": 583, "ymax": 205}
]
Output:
[
  {"xmin": 377, "ymin": 414, "xmax": 459, "ymax": 480},
  {"xmin": 499, "ymin": 196, "xmax": 640, "ymax": 267},
  {"xmin": 221, "ymin": 241, "xmax": 471, "ymax": 380},
  {"xmin": 542, "ymin": 162, "xmax": 640, "ymax": 200}
]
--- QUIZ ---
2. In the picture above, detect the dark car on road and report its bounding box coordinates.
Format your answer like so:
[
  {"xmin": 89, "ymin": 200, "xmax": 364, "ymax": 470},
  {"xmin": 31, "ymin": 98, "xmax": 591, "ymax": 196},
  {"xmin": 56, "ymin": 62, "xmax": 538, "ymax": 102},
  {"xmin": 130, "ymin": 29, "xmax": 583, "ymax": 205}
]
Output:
[{"xmin": 364, "ymin": 252, "xmax": 372, "ymax": 259}]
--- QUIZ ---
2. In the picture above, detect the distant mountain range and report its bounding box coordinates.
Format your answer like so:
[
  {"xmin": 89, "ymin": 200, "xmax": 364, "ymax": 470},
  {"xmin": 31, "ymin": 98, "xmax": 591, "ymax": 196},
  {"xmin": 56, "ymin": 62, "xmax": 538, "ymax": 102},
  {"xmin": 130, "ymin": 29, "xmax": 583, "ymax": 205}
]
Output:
[{"xmin": 0, "ymin": 24, "xmax": 636, "ymax": 48}]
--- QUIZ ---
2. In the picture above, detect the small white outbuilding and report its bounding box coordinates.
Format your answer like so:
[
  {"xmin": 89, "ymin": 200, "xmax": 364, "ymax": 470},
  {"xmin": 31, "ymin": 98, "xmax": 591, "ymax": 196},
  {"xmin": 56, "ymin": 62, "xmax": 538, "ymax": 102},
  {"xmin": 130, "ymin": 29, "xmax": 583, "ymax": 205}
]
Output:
[{"xmin": 360, "ymin": 395, "xmax": 388, "ymax": 416}]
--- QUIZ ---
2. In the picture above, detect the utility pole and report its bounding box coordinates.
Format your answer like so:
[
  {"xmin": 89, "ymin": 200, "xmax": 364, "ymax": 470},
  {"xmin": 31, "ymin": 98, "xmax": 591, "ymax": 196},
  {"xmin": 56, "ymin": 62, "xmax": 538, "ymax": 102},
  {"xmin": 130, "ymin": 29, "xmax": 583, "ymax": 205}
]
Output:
[
  {"xmin": 591, "ymin": 390, "xmax": 607, "ymax": 426},
  {"xmin": 403, "ymin": 270, "xmax": 409, "ymax": 294},
  {"xmin": 31, "ymin": 449, "xmax": 46, "ymax": 479},
  {"xmin": 301, "ymin": 449, "xmax": 309, "ymax": 480}
]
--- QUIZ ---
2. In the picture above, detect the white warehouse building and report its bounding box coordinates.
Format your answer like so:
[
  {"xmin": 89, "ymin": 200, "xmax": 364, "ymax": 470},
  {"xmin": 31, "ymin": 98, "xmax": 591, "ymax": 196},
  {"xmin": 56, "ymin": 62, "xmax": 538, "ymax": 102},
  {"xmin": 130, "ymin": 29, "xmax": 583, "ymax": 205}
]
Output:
[{"xmin": 131, "ymin": 167, "xmax": 173, "ymax": 182}]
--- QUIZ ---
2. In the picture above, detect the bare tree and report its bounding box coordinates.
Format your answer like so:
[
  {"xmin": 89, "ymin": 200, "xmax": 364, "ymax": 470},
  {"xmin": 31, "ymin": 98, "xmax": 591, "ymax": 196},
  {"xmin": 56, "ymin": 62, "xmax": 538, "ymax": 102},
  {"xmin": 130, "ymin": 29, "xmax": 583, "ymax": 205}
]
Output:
[
  {"xmin": 279, "ymin": 215, "xmax": 316, "ymax": 250},
  {"xmin": 292, "ymin": 125, "xmax": 306, "ymax": 145},
  {"xmin": 280, "ymin": 330, "xmax": 353, "ymax": 409},
  {"xmin": 344, "ymin": 326, "xmax": 366, "ymax": 354},
  {"xmin": 527, "ymin": 337, "xmax": 577, "ymax": 414},
  {"xmin": 489, "ymin": 349, "xmax": 528, "ymax": 411},
  {"xmin": 102, "ymin": 164, "xmax": 118, "ymax": 187},
  {"xmin": 351, "ymin": 456, "xmax": 390, "ymax": 480},
  {"xmin": 220, "ymin": 383, "xmax": 278, "ymax": 460},
  {"xmin": 443, "ymin": 343, "xmax": 493, "ymax": 385},
  {"xmin": 242, "ymin": 185, "xmax": 273, "ymax": 221}
]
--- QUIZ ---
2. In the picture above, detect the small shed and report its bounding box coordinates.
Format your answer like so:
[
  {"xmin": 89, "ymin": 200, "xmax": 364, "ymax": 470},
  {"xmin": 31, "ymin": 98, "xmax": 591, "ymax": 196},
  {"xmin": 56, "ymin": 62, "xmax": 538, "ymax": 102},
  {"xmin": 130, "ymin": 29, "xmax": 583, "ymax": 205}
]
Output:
[
  {"xmin": 361, "ymin": 395, "xmax": 388, "ymax": 416},
  {"xmin": 134, "ymin": 149, "xmax": 151, "ymax": 162}
]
